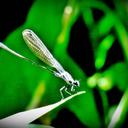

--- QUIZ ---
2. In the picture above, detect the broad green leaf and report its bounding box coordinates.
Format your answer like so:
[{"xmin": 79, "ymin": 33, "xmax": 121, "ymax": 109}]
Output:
[
  {"xmin": 0, "ymin": 0, "xmax": 108, "ymax": 127},
  {"xmin": 0, "ymin": 0, "xmax": 67, "ymax": 119}
]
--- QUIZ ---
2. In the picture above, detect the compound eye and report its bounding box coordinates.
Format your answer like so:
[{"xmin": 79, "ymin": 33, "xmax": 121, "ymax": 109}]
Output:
[
  {"xmin": 74, "ymin": 82, "xmax": 78, "ymax": 85},
  {"xmin": 73, "ymin": 81, "xmax": 79, "ymax": 86}
]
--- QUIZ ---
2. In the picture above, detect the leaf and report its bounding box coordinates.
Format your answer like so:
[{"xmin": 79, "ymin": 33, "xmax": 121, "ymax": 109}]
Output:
[
  {"xmin": 0, "ymin": 0, "xmax": 102, "ymax": 127},
  {"xmin": 0, "ymin": 91, "xmax": 85, "ymax": 127},
  {"xmin": 68, "ymin": 89, "xmax": 101, "ymax": 127},
  {"xmin": 0, "ymin": 0, "xmax": 67, "ymax": 119}
]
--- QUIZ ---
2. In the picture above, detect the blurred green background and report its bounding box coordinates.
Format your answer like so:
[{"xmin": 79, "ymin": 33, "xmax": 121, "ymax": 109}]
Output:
[{"xmin": 0, "ymin": 0, "xmax": 128, "ymax": 127}]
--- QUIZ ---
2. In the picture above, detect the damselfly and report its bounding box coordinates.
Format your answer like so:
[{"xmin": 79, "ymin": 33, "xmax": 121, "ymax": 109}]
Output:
[{"xmin": 0, "ymin": 29, "xmax": 80, "ymax": 99}]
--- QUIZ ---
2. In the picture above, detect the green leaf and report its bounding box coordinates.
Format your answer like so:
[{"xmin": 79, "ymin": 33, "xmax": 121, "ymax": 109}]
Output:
[{"xmin": 0, "ymin": 0, "xmax": 103, "ymax": 127}]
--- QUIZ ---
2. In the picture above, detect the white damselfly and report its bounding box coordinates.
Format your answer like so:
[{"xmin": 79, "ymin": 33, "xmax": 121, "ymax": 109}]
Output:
[{"xmin": 0, "ymin": 29, "xmax": 80, "ymax": 99}]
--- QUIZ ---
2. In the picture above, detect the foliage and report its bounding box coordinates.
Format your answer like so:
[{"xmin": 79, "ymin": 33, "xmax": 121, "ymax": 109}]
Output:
[{"xmin": 0, "ymin": 0, "xmax": 128, "ymax": 127}]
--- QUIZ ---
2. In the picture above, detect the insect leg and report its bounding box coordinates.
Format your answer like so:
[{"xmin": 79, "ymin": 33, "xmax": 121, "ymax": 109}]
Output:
[
  {"xmin": 65, "ymin": 87, "xmax": 71, "ymax": 95},
  {"xmin": 60, "ymin": 86, "xmax": 66, "ymax": 99},
  {"xmin": 71, "ymin": 85, "xmax": 75, "ymax": 92}
]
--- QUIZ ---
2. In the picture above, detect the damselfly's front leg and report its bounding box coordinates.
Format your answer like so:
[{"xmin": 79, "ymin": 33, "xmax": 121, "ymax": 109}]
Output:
[
  {"xmin": 71, "ymin": 85, "xmax": 75, "ymax": 92},
  {"xmin": 60, "ymin": 85, "xmax": 72, "ymax": 100},
  {"xmin": 60, "ymin": 86, "xmax": 65, "ymax": 99},
  {"xmin": 64, "ymin": 87, "xmax": 71, "ymax": 95}
]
